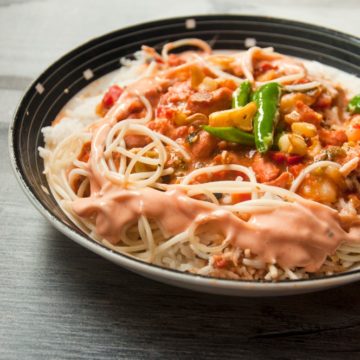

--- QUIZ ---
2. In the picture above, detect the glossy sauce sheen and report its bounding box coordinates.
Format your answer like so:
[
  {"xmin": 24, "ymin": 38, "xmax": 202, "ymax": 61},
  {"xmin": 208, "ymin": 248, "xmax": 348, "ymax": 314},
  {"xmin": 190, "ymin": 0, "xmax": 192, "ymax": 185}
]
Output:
[
  {"xmin": 73, "ymin": 182, "xmax": 360, "ymax": 272},
  {"xmin": 72, "ymin": 73, "xmax": 359, "ymax": 272}
]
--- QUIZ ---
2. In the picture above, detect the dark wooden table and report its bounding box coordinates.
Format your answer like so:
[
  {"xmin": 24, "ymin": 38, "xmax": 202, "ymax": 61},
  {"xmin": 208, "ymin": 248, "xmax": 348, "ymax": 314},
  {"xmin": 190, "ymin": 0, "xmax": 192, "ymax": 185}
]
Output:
[{"xmin": 1, "ymin": 1, "xmax": 360, "ymax": 358}]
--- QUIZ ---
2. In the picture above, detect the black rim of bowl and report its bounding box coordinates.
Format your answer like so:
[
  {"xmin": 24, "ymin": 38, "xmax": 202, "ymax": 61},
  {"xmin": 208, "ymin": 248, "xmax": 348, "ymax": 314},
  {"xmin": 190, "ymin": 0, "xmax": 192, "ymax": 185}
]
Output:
[{"xmin": 9, "ymin": 15, "xmax": 360, "ymax": 285}]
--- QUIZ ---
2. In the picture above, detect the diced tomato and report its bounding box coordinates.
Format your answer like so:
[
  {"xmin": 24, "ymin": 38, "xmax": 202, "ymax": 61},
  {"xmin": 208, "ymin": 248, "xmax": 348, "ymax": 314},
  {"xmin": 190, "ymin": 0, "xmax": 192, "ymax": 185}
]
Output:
[
  {"xmin": 167, "ymin": 54, "xmax": 185, "ymax": 67},
  {"xmin": 231, "ymin": 193, "xmax": 252, "ymax": 203},
  {"xmin": 193, "ymin": 173, "xmax": 210, "ymax": 184},
  {"xmin": 318, "ymin": 128, "xmax": 347, "ymax": 146},
  {"xmin": 128, "ymin": 99, "xmax": 145, "ymax": 114},
  {"xmin": 156, "ymin": 106, "xmax": 175, "ymax": 120},
  {"xmin": 346, "ymin": 115, "xmax": 360, "ymax": 142},
  {"xmin": 288, "ymin": 163, "xmax": 306, "ymax": 177},
  {"xmin": 269, "ymin": 151, "xmax": 287, "ymax": 164},
  {"xmin": 251, "ymin": 153, "xmax": 280, "ymax": 183},
  {"xmin": 269, "ymin": 152, "xmax": 303, "ymax": 166},
  {"xmin": 260, "ymin": 63, "xmax": 275, "ymax": 72},
  {"xmin": 295, "ymin": 101, "xmax": 322, "ymax": 126},
  {"xmin": 315, "ymin": 93, "xmax": 332, "ymax": 109},
  {"xmin": 264, "ymin": 172, "xmax": 292, "ymax": 189},
  {"xmin": 217, "ymin": 78, "xmax": 238, "ymax": 91},
  {"xmin": 172, "ymin": 125, "xmax": 188, "ymax": 140},
  {"xmin": 287, "ymin": 155, "xmax": 303, "ymax": 165},
  {"xmin": 254, "ymin": 62, "xmax": 278, "ymax": 76},
  {"xmin": 213, "ymin": 255, "xmax": 228, "ymax": 269},
  {"xmin": 102, "ymin": 85, "xmax": 123, "ymax": 108},
  {"xmin": 77, "ymin": 141, "xmax": 91, "ymax": 162},
  {"xmin": 212, "ymin": 170, "xmax": 227, "ymax": 181},
  {"xmin": 147, "ymin": 118, "xmax": 174, "ymax": 136}
]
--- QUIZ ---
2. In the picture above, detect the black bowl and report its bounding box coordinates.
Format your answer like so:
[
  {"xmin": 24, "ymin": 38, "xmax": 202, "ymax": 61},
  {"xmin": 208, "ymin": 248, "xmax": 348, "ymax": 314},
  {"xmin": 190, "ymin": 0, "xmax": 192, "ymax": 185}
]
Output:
[{"xmin": 9, "ymin": 15, "xmax": 360, "ymax": 296}]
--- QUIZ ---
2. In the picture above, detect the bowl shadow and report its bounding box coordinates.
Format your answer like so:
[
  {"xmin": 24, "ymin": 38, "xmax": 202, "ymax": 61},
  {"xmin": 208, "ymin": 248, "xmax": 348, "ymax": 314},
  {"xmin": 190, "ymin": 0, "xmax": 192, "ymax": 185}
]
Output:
[{"xmin": 42, "ymin": 224, "xmax": 360, "ymax": 358}]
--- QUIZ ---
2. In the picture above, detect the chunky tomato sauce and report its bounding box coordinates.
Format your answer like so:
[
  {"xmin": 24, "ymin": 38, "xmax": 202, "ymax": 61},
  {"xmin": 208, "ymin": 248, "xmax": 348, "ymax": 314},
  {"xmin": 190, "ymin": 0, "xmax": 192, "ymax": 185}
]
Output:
[
  {"xmin": 89, "ymin": 54, "xmax": 360, "ymax": 208},
  {"xmin": 44, "ymin": 41, "xmax": 360, "ymax": 279}
]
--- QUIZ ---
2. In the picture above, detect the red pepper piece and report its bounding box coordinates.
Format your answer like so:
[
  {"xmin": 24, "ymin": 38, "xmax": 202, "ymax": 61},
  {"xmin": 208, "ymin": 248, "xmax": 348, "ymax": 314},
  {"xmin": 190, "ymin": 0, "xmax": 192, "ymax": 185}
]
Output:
[
  {"xmin": 231, "ymin": 193, "xmax": 252, "ymax": 203},
  {"xmin": 315, "ymin": 93, "xmax": 332, "ymax": 109},
  {"xmin": 102, "ymin": 85, "xmax": 123, "ymax": 108},
  {"xmin": 270, "ymin": 151, "xmax": 303, "ymax": 166},
  {"xmin": 270, "ymin": 151, "xmax": 287, "ymax": 164},
  {"xmin": 286, "ymin": 155, "xmax": 303, "ymax": 165}
]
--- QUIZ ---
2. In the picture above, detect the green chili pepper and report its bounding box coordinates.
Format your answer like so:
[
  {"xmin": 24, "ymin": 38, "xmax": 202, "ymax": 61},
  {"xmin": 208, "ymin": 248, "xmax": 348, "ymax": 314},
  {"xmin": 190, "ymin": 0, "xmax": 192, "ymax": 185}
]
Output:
[
  {"xmin": 347, "ymin": 94, "xmax": 360, "ymax": 114},
  {"xmin": 253, "ymin": 82, "xmax": 281, "ymax": 153},
  {"xmin": 232, "ymin": 80, "xmax": 252, "ymax": 108},
  {"xmin": 202, "ymin": 125, "xmax": 255, "ymax": 145}
]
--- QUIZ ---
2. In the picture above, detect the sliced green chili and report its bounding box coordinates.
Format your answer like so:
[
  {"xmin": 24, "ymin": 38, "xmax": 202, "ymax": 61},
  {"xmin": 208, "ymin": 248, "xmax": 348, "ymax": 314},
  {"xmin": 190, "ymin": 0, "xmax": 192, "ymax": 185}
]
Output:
[
  {"xmin": 253, "ymin": 82, "xmax": 281, "ymax": 153},
  {"xmin": 347, "ymin": 94, "xmax": 360, "ymax": 114},
  {"xmin": 232, "ymin": 80, "xmax": 252, "ymax": 108},
  {"xmin": 202, "ymin": 125, "xmax": 254, "ymax": 145}
]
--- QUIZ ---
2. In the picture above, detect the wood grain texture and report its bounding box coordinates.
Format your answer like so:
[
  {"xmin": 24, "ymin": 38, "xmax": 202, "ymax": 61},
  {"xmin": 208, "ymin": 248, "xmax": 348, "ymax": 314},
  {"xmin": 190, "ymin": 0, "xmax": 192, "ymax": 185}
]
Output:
[{"xmin": 1, "ymin": 1, "xmax": 360, "ymax": 359}]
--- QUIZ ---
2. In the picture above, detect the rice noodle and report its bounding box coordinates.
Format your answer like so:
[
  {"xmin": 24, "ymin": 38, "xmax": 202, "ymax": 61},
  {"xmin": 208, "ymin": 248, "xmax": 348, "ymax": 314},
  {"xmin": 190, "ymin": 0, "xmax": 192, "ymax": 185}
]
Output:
[
  {"xmin": 290, "ymin": 161, "xmax": 341, "ymax": 193},
  {"xmin": 340, "ymin": 157, "xmax": 359, "ymax": 177},
  {"xmin": 256, "ymin": 71, "xmax": 305, "ymax": 86},
  {"xmin": 39, "ymin": 39, "xmax": 360, "ymax": 282},
  {"xmin": 284, "ymin": 81, "xmax": 320, "ymax": 92},
  {"xmin": 162, "ymin": 38, "xmax": 211, "ymax": 62}
]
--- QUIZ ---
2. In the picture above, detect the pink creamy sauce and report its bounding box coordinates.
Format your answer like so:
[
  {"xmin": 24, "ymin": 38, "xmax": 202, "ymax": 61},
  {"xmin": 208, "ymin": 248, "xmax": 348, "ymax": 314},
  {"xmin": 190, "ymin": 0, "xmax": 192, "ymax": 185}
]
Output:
[
  {"xmin": 73, "ymin": 182, "xmax": 360, "ymax": 272},
  {"xmin": 71, "ymin": 71, "xmax": 360, "ymax": 273}
]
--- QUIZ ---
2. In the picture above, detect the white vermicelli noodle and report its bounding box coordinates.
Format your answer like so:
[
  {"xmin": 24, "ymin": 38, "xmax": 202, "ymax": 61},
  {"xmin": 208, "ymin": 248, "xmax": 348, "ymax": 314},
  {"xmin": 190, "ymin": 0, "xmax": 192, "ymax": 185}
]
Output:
[{"xmin": 40, "ymin": 40, "xmax": 360, "ymax": 281}]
